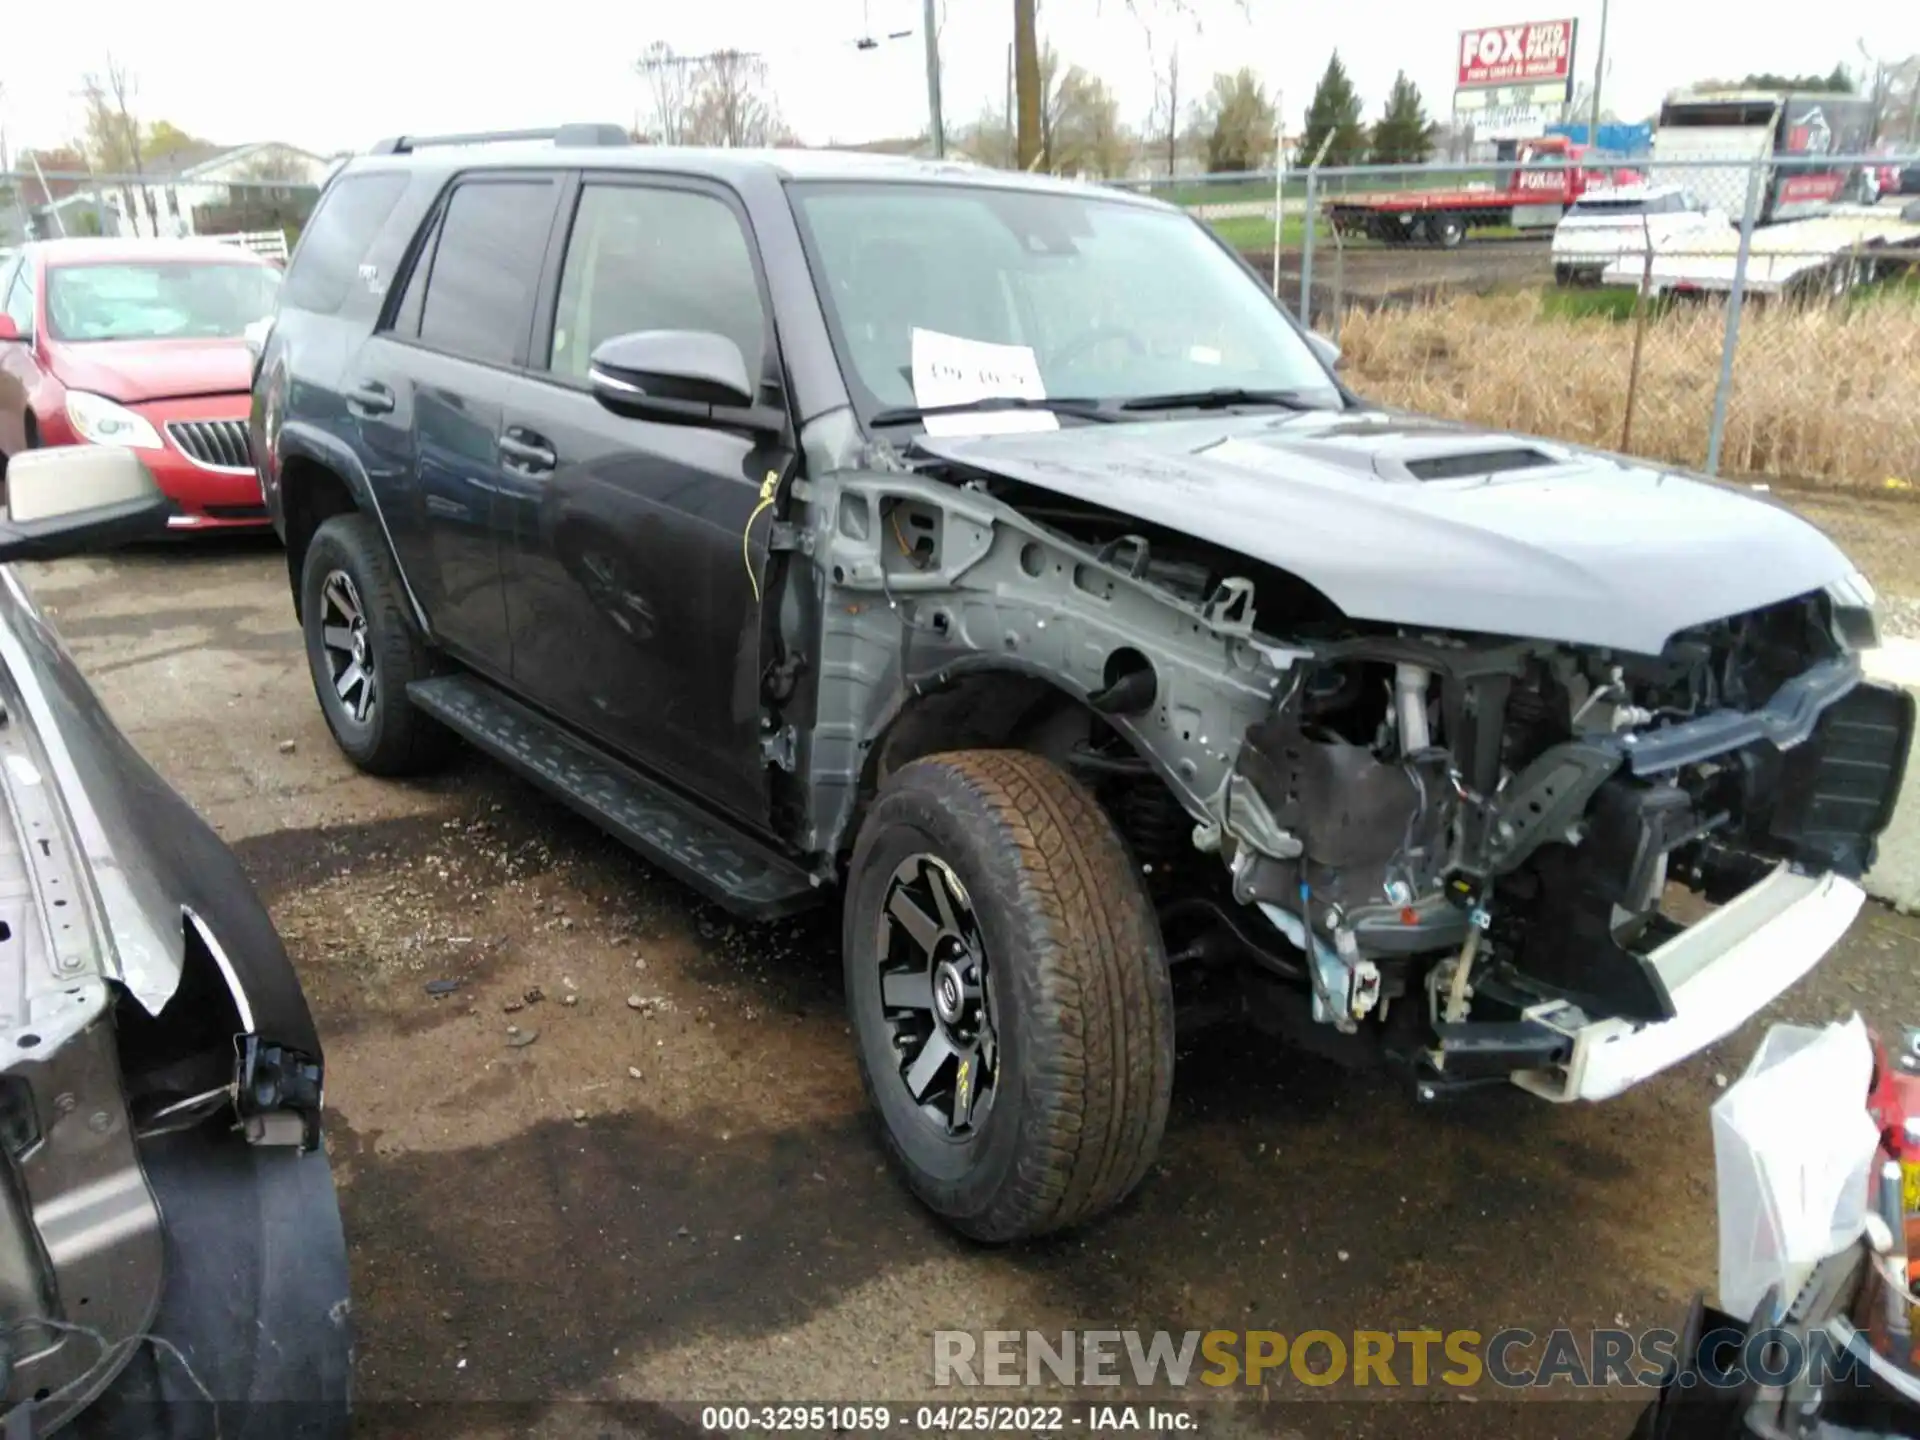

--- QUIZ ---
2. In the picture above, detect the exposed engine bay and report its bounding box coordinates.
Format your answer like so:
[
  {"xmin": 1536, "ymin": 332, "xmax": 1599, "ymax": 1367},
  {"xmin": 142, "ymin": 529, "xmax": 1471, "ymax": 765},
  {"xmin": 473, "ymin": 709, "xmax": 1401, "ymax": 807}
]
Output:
[{"xmin": 791, "ymin": 410, "xmax": 1912, "ymax": 1105}]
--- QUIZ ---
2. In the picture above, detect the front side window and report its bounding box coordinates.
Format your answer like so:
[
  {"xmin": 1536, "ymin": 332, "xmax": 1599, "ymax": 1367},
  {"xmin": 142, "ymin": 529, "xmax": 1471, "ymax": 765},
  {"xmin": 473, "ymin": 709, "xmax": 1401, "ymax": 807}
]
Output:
[
  {"xmin": 547, "ymin": 183, "xmax": 767, "ymax": 384},
  {"xmin": 416, "ymin": 178, "xmax": 557, "ymax": 367},
  {"xmin": 44, "ymin": 262, "xmax": 280, "ymax": 342},
  {"xmin": 788, "ymin": 181, "xmax": 1339, "ymax": 422}
]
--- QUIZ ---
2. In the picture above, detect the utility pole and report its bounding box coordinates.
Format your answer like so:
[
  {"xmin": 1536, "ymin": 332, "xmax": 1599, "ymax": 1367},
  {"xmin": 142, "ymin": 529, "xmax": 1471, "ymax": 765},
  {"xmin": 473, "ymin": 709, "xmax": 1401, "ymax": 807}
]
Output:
[
  {"xmin": 1004, "ymin": 44, "xmax": 1013, "ymax": 165},
  {"xmin": 923, "ymin": 0, "xmax": 945, "ymax": 157},
  {"xmin": 1588, "ymin": 0, "xmax": 1609, "ymax": 145},
  {"xmin": 1270, "ymin": 91, "xmax": 1285, "ymax": 295},
  {"xmin": 29, "ymin": 152, "xmax": 65, "ymax": 236},
  {"xmin": 1166, "ymin": 47, "xmax": 1180, "ymax": 178},
  {"xmin": 1014, "ymin": 0, "xmax": 1041, "ymax": 169}
]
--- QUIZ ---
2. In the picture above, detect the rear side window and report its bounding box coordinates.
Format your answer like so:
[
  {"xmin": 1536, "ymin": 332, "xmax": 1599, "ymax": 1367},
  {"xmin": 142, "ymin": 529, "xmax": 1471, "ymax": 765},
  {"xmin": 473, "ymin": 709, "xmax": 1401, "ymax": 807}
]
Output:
[
  {"xmin": 417, "ymin": 179, "xmax": 557, "ymax": 367},
  {"xmin": 283, "ymin": 171, "xmax": 410, "ymax": 314}
]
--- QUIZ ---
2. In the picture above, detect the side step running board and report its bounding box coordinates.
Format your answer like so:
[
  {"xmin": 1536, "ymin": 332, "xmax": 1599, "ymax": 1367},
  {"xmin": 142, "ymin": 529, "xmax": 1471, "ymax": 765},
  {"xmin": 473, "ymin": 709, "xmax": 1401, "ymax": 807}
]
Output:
[{"xmin": 407, "ymin": 675, "xmax": 820, "ymax": 919}]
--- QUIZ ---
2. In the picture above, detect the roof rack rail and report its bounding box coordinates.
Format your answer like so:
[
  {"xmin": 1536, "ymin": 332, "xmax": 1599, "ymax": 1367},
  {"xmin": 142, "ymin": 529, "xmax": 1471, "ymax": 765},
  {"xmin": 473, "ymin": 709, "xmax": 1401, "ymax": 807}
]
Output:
[{"xmin": 369, "ymin": 124, "xmax": 631, "ymax": 156}]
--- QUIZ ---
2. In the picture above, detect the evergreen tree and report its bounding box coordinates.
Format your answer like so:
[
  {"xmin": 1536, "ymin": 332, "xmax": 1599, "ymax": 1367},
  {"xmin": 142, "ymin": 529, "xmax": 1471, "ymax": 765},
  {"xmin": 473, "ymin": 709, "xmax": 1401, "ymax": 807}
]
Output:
[
  {"xmin": 1368, "ymin": 72, "xmax": 1437, "ymax": 164},
  {"xmin": 1300, "ymin": 51, "xmax": 1367, "ymax": 167}
]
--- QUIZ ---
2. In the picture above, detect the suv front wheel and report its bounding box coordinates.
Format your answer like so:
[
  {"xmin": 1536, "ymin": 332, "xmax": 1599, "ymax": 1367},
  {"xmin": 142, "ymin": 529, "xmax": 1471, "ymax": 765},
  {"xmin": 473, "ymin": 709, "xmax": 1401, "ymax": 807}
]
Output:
[
  {"xmin": 843, "ymin": 750, "xmax": 1175, "ymax": 1241},
  {"xmin": 300, "ymin": 513, "xmax": 449, "ymax": 776}
]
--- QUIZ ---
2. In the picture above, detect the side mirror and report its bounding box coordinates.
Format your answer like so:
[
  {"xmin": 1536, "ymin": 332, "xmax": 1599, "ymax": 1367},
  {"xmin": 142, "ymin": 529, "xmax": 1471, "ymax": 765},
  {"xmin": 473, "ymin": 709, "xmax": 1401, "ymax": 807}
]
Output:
[
  {"xmin": 588, "ymin": 330, "xmax": 785, "ymax": 436},
  {"xmin": 0, "ymin": 317, "xmax": 23, "ymax": 344},
  {"xmin": 1305, "ymin": 329, "xmax": 1342, "ymax": 372},
  {"xmin": 243, "ymin": 317, "xmax": 273, "ymax": 362},
  {"xmin": 0, "ymin": 448, "xmax": 171, "ymax": 561}
]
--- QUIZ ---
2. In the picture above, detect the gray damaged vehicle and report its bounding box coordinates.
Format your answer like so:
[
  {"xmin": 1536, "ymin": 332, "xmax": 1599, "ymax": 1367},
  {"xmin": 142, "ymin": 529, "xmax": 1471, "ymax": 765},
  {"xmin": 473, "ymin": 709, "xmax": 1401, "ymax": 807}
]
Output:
[
  {"xmin": 254, "ymin": 137, "xmax": 1908, "ymax": 1242},
  {"xmin": 0, "ymin": 448, "xmax": 347, "ymax": 1435}
]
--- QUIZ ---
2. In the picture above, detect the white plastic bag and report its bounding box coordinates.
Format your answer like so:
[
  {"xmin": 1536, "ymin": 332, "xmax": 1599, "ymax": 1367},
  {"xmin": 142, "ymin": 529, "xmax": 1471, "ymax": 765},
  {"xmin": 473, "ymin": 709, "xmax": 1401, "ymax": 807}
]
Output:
[{"xmin": 1712, "ymin": 1013, "xmax": 1879, "ymax": 1320}]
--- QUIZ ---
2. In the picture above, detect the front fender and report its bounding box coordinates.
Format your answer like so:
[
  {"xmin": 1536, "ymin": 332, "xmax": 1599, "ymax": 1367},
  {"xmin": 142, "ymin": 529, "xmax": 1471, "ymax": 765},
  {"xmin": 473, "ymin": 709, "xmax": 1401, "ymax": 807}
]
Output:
[{"xmin": 0, "ymin": 568, "xmax": 321, "ymax": 1058}]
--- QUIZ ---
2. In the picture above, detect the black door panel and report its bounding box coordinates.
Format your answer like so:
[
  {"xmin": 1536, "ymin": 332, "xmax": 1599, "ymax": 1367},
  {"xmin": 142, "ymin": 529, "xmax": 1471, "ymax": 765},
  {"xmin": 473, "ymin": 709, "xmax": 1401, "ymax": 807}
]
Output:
[
  {"xmin": 498, "ymin": 177, "xmax": 785, "ymax": 829},
  {"xmin": 501, "ymin": 381, "xmax": 770, "ymax": 823},
  {"xmin": 365, "ymin": 175, "xmax": 560, "ymax": 674}
]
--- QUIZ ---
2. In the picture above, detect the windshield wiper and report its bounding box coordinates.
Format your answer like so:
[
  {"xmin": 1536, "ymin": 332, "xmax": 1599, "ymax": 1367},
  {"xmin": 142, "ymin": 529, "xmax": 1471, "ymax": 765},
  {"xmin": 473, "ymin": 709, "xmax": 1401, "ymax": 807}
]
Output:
[
  {"xmin": 868, "ymin": 395, "xmax": 1117, "ymax": 427},
  {"xmin": 1117, "ymin": 386, "xmax": 1329, "ymax": 413}
]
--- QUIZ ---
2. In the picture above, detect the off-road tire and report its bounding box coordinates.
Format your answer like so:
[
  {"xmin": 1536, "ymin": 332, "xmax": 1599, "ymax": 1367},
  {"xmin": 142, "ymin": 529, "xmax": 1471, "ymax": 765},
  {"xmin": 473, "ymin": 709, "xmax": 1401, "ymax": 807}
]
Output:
[
  {"xmin": 843, "ymin": 749, "xmax": 1175, "ymax": 1241},
  {"xmin": 300, "ymin": 513, "xmax": 449, "ymax": 776}
]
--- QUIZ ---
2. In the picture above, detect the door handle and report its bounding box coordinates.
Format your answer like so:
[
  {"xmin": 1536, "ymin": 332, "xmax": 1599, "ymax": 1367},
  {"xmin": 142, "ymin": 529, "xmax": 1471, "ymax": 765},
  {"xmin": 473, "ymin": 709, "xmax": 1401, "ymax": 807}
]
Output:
[
  {"xmin": 498, "ymin": 431, "xmax": 557, "ymax": 473},
  {"xmin": 346, "ymin": 381, "xmax": 394, "ymax": 415}
]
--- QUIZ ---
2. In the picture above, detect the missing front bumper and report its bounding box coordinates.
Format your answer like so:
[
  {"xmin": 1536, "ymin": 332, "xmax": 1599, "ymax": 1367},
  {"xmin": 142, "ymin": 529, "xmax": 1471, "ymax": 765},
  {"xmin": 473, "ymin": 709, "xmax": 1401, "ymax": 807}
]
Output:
[{"xmin": 1509, "ymin": 864, "xmax": 1864, "ymax": 1102}]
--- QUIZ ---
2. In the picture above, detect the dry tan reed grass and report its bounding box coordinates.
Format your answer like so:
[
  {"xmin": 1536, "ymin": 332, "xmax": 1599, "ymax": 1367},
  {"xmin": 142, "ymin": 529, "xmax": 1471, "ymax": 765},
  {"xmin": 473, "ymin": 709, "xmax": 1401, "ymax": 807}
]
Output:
[{"xmin": 1334, "ymin": 288, "xmax": 1920, "ymax": 489}]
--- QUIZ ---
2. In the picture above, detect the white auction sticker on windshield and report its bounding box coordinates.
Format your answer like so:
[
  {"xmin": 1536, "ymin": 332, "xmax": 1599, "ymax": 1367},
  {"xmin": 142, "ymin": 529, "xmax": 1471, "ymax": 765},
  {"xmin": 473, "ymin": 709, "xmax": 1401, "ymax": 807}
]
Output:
[{"xmin": 910, "ymin": 328, "xmax": 1058, "ymax": 436}]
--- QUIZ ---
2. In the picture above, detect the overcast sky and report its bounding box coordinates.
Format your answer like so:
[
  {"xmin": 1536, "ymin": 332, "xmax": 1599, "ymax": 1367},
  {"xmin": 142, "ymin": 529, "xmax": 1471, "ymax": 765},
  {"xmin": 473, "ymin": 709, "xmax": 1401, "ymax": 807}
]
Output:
[{"xmin": 2, "ymin": 0, "xmax": 1913, "ymax": 163}]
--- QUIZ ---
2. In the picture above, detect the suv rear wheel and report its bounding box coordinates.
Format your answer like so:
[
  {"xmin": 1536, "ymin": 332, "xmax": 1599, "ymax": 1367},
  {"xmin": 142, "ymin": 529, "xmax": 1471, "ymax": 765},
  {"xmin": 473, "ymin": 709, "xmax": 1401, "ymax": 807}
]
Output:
[
  {"xmin": 300, "ymin": 513, "xmax": 449, "ymax": 776},
  {"xmin": 843, "ymin": 750, "xmax": 1174, "ymax": 1241}
]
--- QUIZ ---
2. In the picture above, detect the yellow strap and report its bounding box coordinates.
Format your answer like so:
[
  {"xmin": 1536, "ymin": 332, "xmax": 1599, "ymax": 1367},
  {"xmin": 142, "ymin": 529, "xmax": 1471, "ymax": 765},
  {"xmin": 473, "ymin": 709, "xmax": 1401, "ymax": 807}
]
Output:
[{"xmin": 742, "ymin": 469, "xmax": 780, "ymax": 604}]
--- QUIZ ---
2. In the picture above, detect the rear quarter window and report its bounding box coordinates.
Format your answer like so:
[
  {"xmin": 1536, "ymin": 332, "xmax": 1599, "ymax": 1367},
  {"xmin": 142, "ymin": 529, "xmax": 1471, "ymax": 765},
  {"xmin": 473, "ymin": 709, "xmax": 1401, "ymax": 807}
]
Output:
[{"xmin": 282, "ymin": 171, "xmax": 411, "ymax": 315}]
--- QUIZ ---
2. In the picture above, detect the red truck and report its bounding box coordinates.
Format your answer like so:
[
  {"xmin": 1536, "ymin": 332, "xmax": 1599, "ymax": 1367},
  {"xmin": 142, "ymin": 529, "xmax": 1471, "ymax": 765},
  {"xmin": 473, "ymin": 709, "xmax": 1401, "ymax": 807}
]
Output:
[{"xmin": 1325, "ymin": 136, "xmax": 1641, "ymax": 247}]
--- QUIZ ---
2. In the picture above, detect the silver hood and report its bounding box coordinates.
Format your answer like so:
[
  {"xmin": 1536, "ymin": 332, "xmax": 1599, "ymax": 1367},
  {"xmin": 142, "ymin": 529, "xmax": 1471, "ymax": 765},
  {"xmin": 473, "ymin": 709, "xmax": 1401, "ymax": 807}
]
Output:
[{"xmin": 915, "ymin": 410, "xmax": 1854, "ymax": 655}]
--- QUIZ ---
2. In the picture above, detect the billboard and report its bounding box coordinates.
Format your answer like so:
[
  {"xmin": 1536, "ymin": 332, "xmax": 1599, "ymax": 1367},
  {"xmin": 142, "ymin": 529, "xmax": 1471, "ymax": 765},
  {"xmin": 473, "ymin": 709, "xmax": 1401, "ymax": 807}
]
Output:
[{"xmin": 1456, "ymin": 20, "xmax": 1578, "ymax": 92}]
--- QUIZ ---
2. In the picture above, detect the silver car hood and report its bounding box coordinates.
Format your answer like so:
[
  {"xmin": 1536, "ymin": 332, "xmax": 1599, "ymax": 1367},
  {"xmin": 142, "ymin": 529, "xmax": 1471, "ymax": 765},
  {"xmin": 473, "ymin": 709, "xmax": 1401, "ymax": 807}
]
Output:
[{"xmin": 915, "ymin": 410, "xmax": 1854, "ymax": 654}]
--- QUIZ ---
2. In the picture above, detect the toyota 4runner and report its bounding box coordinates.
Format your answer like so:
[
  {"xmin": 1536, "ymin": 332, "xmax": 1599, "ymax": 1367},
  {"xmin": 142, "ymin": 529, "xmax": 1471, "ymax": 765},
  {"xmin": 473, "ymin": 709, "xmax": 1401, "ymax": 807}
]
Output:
[{"xmin": 252, "ymin": 126, "xmax": 1909, "ymax": 1241}]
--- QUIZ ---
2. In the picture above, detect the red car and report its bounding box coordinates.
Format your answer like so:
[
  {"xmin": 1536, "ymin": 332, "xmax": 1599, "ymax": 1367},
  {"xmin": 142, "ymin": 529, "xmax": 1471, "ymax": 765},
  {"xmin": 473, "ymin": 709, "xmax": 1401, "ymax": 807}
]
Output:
[{"xmin": 0, "ymin": 237, "xmax": 281, "ymax": 531}]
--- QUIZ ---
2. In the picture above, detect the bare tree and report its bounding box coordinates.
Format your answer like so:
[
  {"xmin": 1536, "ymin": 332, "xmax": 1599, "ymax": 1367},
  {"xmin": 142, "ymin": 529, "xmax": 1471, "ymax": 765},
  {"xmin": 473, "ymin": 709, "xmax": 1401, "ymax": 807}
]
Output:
[
  {"xmin": 1038, "ymin": 44, "xmax": 1062, "ymax": 168},
  {"xmin": 1892, "ymin": 55, "xmax": 1920, "ymax": 145},
  {"xmin": 80, "ymin": 56, "xmax": 155, "ymax": 234},
  {"xmin": 956, "ymin": 106, "xmax": 1014, "ymax": 168},
  {"xmin": 685, "ymin": 51, "xmax": 789, "ymax": 148},
  {"xmin": 1047, "ymin": 62, "xmax": 1130, "ymax": 176},
  {"xmin": 1147, "ymin": 41, "xmax": 1182, "ymax": 177},
  {"xmin": 635, "ymin": 41, "xmax": 701, "ymax": 145},
  {"xmin": 1015, "ymin": 0, "xmax": 1242, "ymax": 172}
]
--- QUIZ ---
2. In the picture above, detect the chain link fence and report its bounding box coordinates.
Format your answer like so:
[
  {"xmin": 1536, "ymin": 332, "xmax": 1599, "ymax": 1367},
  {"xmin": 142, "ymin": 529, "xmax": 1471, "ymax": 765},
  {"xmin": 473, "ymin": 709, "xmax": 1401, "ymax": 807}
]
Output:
[
  {"xmin": 1136, "ymin": 151, "xmax": 1920, "ymax": 491},
  {"xmin": 5, "ymin": 150, "xmax": 1916, "ymax": 491}
]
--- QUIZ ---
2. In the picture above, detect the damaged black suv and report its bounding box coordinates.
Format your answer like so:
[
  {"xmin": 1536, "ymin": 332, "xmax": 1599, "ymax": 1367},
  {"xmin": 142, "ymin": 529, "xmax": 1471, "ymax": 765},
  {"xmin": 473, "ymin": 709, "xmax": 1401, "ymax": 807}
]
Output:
[{"xmin": 254, "ymin": 125, "xmax": 1909, "ymax": 1241}]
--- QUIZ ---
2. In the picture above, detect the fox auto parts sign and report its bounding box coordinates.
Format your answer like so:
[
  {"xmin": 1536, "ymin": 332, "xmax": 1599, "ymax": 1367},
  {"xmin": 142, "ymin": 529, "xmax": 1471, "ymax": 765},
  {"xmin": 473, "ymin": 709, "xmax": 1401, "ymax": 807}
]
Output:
[{"xmin": 1457, "ymin": 19, "xmax": 1577, "ymax": 90}]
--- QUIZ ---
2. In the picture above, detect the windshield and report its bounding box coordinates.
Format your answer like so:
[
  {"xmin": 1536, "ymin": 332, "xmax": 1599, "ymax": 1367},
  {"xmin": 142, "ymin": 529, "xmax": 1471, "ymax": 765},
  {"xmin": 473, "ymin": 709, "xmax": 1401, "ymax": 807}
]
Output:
[
  {"xmin": 46, "ymin": 261, "xmax": 282, "ymax": 343},
  {"xmin": 788, "ymin": 181, "xmax": 1340, "ymax": 423},
  {"xmin": 1572, "ymin": 193, "xmax": 1690, "ymax": 215}
]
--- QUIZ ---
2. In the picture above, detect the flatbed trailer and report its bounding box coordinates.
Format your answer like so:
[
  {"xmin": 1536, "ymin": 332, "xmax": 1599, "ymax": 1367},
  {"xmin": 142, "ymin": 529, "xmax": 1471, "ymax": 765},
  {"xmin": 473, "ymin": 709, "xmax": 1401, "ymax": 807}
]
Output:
[
  {"xmin": 1326, "ymin": 186, "xmax": 1527, "ymax": 248},
  {"xmin": 1598, "ymin": 204, "xmax": 1920, "ymax": 297},
  {"xmin": 1324, "ymin": 138, "xmax": 1639, "ymax": 248}
]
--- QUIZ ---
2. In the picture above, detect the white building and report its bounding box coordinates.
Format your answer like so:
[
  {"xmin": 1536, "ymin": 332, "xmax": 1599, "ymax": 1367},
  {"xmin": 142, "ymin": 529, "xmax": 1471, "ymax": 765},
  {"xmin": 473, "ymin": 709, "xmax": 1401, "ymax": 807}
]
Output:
[{"xmin": 43, "ymin": 142, "xmax": 334, "ymax": 241}]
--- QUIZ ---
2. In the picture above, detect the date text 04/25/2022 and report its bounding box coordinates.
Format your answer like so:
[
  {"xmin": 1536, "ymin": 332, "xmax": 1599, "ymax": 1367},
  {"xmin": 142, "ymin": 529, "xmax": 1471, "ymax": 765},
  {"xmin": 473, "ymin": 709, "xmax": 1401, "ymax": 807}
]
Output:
[{"xmin": 697, "ymin": 1403, "xmax": 1197, "ymax": 1432}]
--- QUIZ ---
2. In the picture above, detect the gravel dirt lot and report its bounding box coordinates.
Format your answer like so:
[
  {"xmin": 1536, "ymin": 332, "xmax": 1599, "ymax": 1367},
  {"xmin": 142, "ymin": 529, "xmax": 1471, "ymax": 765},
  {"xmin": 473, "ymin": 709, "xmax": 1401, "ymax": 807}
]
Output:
[{"xmin": 24, "ymin": 486, "xmax": 1920, "ymax": 1439}]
